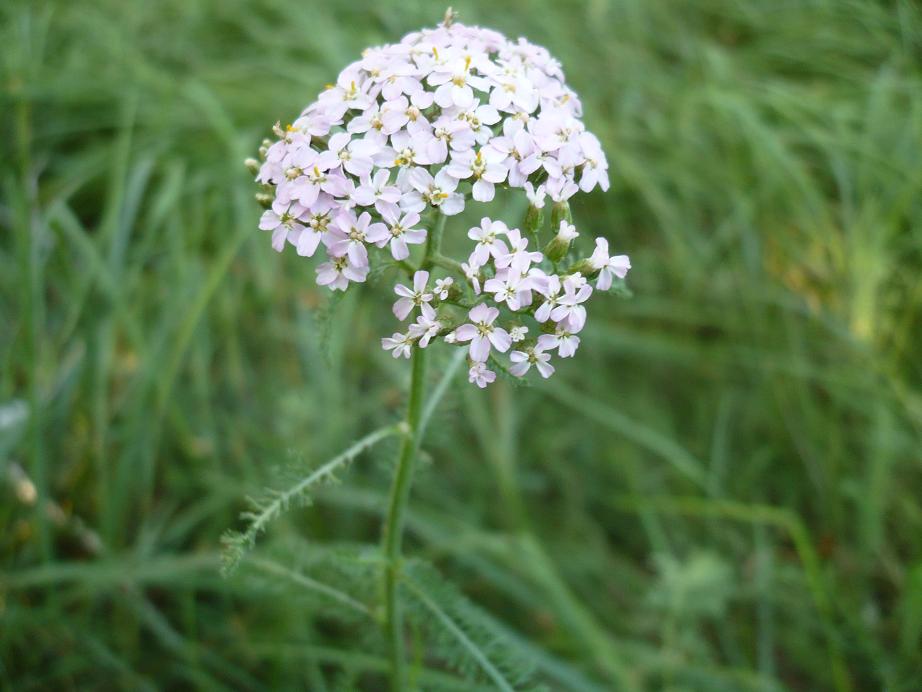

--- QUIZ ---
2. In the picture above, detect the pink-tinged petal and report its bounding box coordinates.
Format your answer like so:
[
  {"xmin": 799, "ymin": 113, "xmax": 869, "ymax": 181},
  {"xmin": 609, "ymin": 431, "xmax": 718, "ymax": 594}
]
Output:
[
  {"xmin": 453, "ymin": 84, "xmax": 474, "ymax": 108},
  {"xmin": 393, "ymin": 298, "xmax": 414, "ymax": 321},
  {"xmin": 271, "ymin": 227, "xmax": 287, "ymax": 252},
  {"xmin": 508, "ymin": 361, "xmax": 530, "ymax": 377},
  {"xmin": 259, "ymin": 210, "xmax": 280, "ymax": 230},
  {"xmin": 434, "ymin": 83, "xmax": 454, "ymax": 108},
  {"xmin": 407, "ymin": 167, "xmax": 432, "ymax": 192},
  {"xmin": 439, "ymin": 194, "xmax": 465, "ymax": 216},
  {"xmin": 483, "ymin": 164, "xmax": 507, "ymax": 183},
  {"xmin": 559, "ymin": 336, "xmax": 580, "ymax": 358},
  {"xmin": 315, "ymin": 263, "xmax": 338, "ymax": 286},
  {"xmin": 612, "ymin": 255, "xmax": 631, "ymax": 279},
  {"xmin": 380, "ymin": 204, "xmax": 400, "ymax": 225},
  {"xmin": 404, "ymin": 229, "xmax": 427, "ymax": 244},
  {"xmin": 297, "ymin": 231, "xmax": 322, "ymax": 257},
  {"xmin": 509, "ymin": 351, "xmax": 527, "ymax": 364},
  {"xmin": 393, "ymin": 282, "xmax": 414, "ymax": 297},
  {"xmin": 343, "ymin": 264, "xmax": 368, "ymax": 283},
  {"xmin": 365, "ymin": 223, "xmax": 389, "ymax": 244},
  {"xmin": 550, "ymin": 305, "xmax": 569, "ymax": 322},
  {"xmin": 413, "ymin": 270, "xmax": 429, "ymax": 292},
  {"xmin": 489, "ymin": 328, "xmax": 511, "ymax": 353},
  {"xmin": 391, "ymin": 237, "xmax": 409, "ymax": 260},
  {"xmin": 328, "ymin": 131, "xmax": 350, "ymax": 152},
  {"xmin": 536, "ymin": 334, "xmax": 558, "ymax": 351},
  {"xmin": 596, "ymin": 269, "xmax": 612, "ymax": 291},
  {"xmin": 468, "ymin": 303, "xmax": 490, "ymax": 323},
  {"xmin": 434, "ymin": 168, "xmax": 459, "ymax": 191},
  {"xmin": 470, "ymin": 245, "xmax": 490, "ymax": 266},
  {"xmin": 347, "ymin": 242, "xmax": 368, "ymax": 267},
  {"xmin": 472, "ymin": 179, "xmax": 494, "ymax": 202},
  {"xmin": 373, "ymin": 169, "xmax": 390, "ymax": 188},
  {"xmin": 534, "ymin": 302, "xmax": 552, "ymax": 323},
  {"xmin": 482, "ymin": 277, "xmax": 504, "ymax": 294},
  {"xmin": 535, "ymin": 359, "xmax": 555, "ymax": 379},
  {"xmin": 400, "ymin": 192, "xmax": 426, "ymax": 214},
  {"xmin": 294, "ymin": 184, "xmax": 320, "ymax": 207},
  {"xmin": 470, "ymin": 336, "xmax": 491, "ymax": 362},
  {"xmin": 453, "ymin": 324, "xmax": 477, "ymax": 342},
  {"xmin": 352, "ymin": 186, "xmax": 375, "ymax": 206},
  {"xmin": 445, "ymin": 163, "xmax": 471, "ymax": 179}
]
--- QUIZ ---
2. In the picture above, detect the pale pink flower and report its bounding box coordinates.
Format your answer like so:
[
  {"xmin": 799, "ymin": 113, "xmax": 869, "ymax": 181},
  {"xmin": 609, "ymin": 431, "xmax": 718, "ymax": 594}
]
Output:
[
  {"xmin": 366, "ymin": 208, "xmax": 426, "ymax": 260},
  {"xmin": 316, "ymin": 254, "xmax": 369, "ymax": 291},
  {"xmin": 509, "ymin": 344, "xmax": 555, "ymax": 378},
  {"xmin": 381, "ymin": 331, "xmax": 413, "ymax": 359},
  {"xmin": 392, "ymin": 270, "xmax": 433, "ymax": 320},
  {"xmin": 452, "ymin": 304, "xmax": 511, "ymax": 362},
  {"xmin": 589, "ymin": 237, "xmax": 631, "ymax": 290},
  {"xmin": 468, "ymin": 361, "xmax": 496, "ymax": 389}
]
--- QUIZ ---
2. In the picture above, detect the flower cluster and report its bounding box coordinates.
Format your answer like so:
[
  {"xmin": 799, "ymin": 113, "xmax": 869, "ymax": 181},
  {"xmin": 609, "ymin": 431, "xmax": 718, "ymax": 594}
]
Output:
[
  {"xmin": 384, "ymin": 218, "xmax": 629, "ymax": 386},
  {"xmin": 253, "ymin": 13, "xmax": 630, "ymax": 388}
]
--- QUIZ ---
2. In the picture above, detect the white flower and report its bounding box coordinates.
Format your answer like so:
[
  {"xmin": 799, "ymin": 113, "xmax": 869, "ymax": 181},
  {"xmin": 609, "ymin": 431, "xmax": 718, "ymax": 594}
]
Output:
[
  {"xmin": 402, "ymin": 168, "xmax": 465, "ymax": 216},
  {"xmin": 392, "ymin": 270, "xmax": 433, "ymax": 320},
  {"xmin": 382, "ymin": 331, "xmax": 413, "ymax": 358},
  {"xmin": 316, "ymin": 254, "xmax": 369, "ymax": 291},
  {"xmin": 494, "ymin": 229, "xmax": 542, "ymax": 272},
  {"xmin": 355, "ymin": 169, "xmax": 402, "ymax": 217},
  {"xmin": 550, "ymin": 274, "xmax": 592, "ymax": 330},
  {"xmin": 259, "ymin": 204, "xmax": 305, "ymax": 252},
  {"xmin": 445, "ymin": 147, "xmax": 507, "ymax": 202},
  {"xmin": 537, "ymin": 322, "xmax": 582, "ymax": 358},
  {"xmin": 467, "ymin": 218, "xmax": 509, "ymax": 266},
  {"xmin": 589, "ymin": 237, "xmax": 631, "ymax": 290},
  {"xmin": 433, "ymin": 277, "xmax": 454, "ymax": 300},
  {"xmin": 483, "ymin": 269, "xmax": 534, "ymax": 311},
  {"xmin": 366, "ymin": 208, "xmax": 426, "ymax": 260},
  {"xmin": 461, "ymin": 260, "xmax": 482, "ymax": 294},
  {"xmin": 533, "ymin": 274, "xmax": 562, "ymax": 323},
  {"xmin": 407, "ymin": 304, "xmax": 441, "ymax": 347},
  {"xmin": 509, "ymin": 344, "xmax": 555, "ymax": 378},
  {"xmin": 468, "ymin": 361, "xmax": 496, "ymax": 389},
  {"xmin": 509, "ymin": 325, "xmax": 528, "ymax": 342},
  {"xmin": 256, "ymin": 18, "xmax": 626, "ymax": 387},
  {"xmin": 327, "ymin": 211, "xmax": 379, "ymax": 268},
  {"xmin": 524, "ymin": 182, "xmax": 546, "ymax": 209},
  {"xmin": 556, "ymin": 220, "xmax": 578, "ymax": 242},
  {"xmin": 452, "ymin": 303, "xmax": 511, "ymax": 362}
]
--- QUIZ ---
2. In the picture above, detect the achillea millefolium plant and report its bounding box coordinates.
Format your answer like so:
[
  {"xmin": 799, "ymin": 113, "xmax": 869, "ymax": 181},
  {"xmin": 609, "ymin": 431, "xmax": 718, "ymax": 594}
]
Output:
[{"xmin": 224, "ymin": 8, "xmax": 631, "ymax": 690}]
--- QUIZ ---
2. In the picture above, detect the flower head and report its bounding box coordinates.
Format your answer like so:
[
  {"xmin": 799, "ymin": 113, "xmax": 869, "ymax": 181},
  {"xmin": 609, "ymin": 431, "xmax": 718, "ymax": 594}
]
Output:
[{"xmin": 255, "ymin": 16, "xmax": 628, "ymax": 388}]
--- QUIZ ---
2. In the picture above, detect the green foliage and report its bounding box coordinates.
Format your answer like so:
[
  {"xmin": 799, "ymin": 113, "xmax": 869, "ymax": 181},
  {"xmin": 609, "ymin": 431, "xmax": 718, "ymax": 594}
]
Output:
[
  {"xmin": 2, "ymin": 0, "xmax": 922, "ymax": 690},
  {"xmin": 220, "ymin": 425, "xmax": 400, "ymax": 575}
]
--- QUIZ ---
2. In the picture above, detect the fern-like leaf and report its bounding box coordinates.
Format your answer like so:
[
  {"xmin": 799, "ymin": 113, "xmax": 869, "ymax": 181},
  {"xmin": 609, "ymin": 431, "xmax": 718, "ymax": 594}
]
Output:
[
  {"xmin": 402, "ymin": 560, "xmax": 541, "ymax": 691},
  {"xmin": 221, "ymin": 425, "xmax": 402, "ymax": 575}
]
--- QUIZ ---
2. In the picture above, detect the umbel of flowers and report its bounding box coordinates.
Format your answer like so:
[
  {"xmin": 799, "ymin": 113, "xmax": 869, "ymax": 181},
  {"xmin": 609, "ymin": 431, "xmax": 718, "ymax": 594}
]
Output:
[{"xmin": 252, "ymin": 10, "xmax": 630, "ymax": 387}]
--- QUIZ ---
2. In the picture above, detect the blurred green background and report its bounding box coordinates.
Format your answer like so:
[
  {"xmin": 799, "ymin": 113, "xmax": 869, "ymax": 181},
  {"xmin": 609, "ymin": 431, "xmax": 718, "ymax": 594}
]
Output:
[{"xmin": 2, "ymin": 0, "xmax": 922, "ymax": 689}]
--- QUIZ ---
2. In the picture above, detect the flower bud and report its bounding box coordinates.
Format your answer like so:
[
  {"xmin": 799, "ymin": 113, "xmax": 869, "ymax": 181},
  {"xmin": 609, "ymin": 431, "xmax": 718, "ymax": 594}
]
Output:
[
  {"xmin": 523, "ymin": 204, "xmax": 544, "ymax": 236},
  {"xmin": 543, "ymin": 220, "xmax": 578, "ymax": 263},
  {"xmin": 255, "ymin": 192, "xmax": 273, "ymax": 208},
  {"xmin": 244, "ymin": 158, "xmax": 260, "ymax": 175},
  {"xmin": 567, "ymin": 258, "xmax": 596, "ymax": 277},
  {"xmin": 550, "ymin": 201, "xmax": 572, "ymax": 230},
  {"xmin": 258, "ymin": 138, "xmax": 272, "ymax": 159}
]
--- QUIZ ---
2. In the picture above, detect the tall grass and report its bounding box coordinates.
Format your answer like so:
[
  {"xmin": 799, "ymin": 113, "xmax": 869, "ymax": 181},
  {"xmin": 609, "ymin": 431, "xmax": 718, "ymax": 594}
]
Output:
[{"xmin": 1, "ymin": 0, "xmax": 921, "ymax": 689}]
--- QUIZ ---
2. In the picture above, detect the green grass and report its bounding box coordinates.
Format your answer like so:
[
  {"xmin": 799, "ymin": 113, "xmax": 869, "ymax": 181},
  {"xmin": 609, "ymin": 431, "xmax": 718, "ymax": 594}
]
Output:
[{"xmin": 2, "ymin": 0, "xmax": 922, "ymax": 689}]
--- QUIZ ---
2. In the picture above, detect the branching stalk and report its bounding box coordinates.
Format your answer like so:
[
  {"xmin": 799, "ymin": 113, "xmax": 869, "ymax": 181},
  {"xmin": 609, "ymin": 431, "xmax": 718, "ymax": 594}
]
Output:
[{"xmin": 382, "ymin": 211, "xmax": 445, "ymax": 691}]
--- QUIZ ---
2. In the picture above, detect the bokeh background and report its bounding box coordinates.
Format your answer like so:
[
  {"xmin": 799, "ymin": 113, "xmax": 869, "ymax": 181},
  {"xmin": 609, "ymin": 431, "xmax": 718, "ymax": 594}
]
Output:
[{"xmin": 2, "ymin": 0, "xmax": 921, "ymax": 689}]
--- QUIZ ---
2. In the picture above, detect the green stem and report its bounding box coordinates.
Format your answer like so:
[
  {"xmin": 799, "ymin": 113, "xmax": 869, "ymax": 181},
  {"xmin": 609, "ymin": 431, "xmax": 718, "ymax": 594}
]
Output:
[
  {"xmin": 382, "ymin": 211, "xmax": 443, "ymax": 691},
  {"xmin": 421, "ymin": 211, "xmax": 446, "ymax": 270},
  {"xmin": 382, "ymin": 346, "xmax": 428, "ymax": 691}
]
